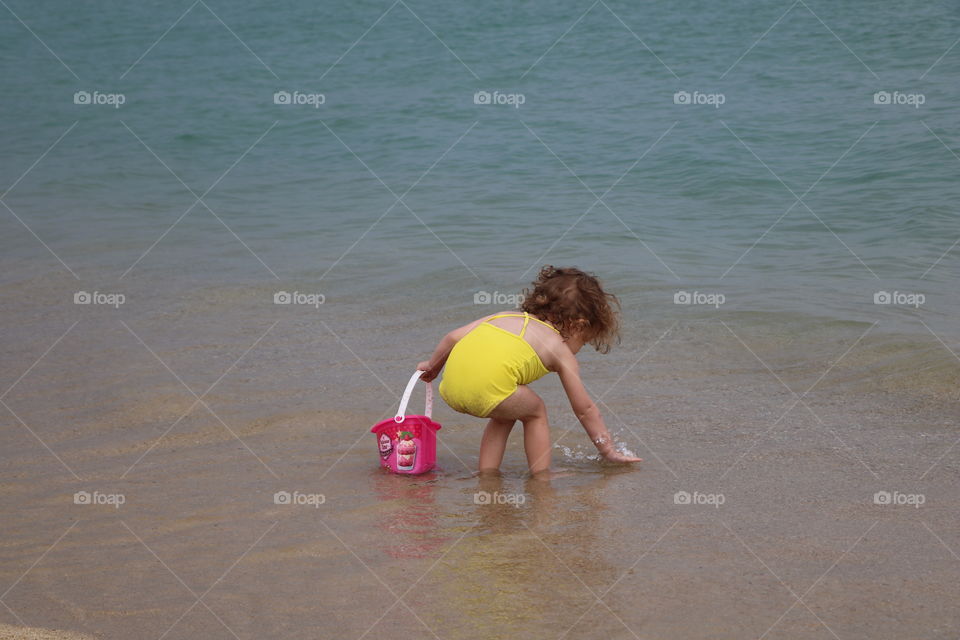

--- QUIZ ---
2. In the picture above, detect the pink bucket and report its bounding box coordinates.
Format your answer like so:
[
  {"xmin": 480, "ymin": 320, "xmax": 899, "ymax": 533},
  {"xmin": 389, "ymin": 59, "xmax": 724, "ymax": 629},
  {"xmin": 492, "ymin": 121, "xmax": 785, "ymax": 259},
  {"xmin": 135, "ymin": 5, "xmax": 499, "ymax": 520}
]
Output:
[{"xmin": 371, "ymin": 370, "xmax": 441, "ymax": 474}]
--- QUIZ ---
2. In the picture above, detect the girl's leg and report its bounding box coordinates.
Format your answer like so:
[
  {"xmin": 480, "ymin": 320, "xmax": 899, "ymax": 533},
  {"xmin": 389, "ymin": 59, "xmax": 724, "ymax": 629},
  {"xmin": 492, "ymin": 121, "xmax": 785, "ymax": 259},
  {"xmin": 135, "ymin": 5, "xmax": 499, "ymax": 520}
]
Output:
[
  {"xmin": 478, "ymin": 417, "xmax": 515, "ymax": 471},
  {"xmin": 487, "ymin": 386, "xmax": 552, "ymax": 475},
  {"xmin": 521, "ymin": 408, "xmax": 551, "ymax": 474}
]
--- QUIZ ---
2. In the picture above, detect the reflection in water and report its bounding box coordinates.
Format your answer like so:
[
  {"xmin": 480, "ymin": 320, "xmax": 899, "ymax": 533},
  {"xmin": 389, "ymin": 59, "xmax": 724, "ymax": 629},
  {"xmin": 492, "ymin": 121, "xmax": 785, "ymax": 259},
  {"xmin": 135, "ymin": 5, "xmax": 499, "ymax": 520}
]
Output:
[
  {"xmin": 371, "ymin": 469, "xmax": 448, "ymax": 559},
  {"xmin": 414, "ymin": 470, "xmax": 626, "ymax": 639}
]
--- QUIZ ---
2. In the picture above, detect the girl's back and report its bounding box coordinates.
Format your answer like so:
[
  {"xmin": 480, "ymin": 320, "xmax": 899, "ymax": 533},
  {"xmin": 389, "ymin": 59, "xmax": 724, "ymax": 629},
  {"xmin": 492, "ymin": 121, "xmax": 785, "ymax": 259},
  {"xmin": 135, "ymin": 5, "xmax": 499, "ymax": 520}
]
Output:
[
  {"xmin": 482, "ymin": 312, "xmax": 566, "ymax": 370},
  {"xmin": 439, "ymin": 311, "xmax": 561, "ymax": 418}
]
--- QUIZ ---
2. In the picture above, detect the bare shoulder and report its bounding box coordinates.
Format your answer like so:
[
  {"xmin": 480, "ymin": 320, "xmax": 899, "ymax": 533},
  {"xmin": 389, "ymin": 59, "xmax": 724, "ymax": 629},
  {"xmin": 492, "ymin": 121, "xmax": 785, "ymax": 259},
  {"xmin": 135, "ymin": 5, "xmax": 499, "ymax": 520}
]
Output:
[{"xmin": 531, "ymin": 327, "xmax": 574, "ymax": 372}]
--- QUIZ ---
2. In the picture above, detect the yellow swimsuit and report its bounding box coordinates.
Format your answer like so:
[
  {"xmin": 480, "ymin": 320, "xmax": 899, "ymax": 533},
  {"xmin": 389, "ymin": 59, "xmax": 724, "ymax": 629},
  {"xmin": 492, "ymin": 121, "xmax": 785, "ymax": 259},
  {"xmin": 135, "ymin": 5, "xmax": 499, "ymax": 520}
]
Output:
[{"xmin": 439, "ymin": 312, "xmax": 561, "ymax": 418}]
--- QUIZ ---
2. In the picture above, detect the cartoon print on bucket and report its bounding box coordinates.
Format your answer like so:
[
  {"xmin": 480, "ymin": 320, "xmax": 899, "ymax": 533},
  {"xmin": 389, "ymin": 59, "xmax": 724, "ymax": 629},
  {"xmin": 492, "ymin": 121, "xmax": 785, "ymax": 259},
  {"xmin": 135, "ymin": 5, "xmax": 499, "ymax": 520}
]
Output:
[{"xmin": 396, "ymin": 432, "xmax": 417, "ymax": 470}]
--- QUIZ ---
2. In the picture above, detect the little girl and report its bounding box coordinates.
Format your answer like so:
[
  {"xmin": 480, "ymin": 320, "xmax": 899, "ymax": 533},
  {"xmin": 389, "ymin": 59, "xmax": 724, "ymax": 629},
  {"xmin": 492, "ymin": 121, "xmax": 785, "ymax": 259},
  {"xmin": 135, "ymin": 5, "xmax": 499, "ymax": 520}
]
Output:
[{"xmin": 417, "ymin": 266, "xmax": 642, "ymax": 474}]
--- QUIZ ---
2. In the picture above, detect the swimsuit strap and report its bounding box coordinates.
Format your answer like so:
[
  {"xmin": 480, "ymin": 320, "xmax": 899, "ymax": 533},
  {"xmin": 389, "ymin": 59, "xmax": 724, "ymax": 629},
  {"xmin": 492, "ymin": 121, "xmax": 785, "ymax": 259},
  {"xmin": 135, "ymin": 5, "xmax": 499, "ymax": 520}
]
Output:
[
  {"xmin": 519, "ymin": 312, "xmax": 531, "ymax": 338},
  {"xmin": 483, "ymin": 312, "xmax": 561, "ymax": 335}
]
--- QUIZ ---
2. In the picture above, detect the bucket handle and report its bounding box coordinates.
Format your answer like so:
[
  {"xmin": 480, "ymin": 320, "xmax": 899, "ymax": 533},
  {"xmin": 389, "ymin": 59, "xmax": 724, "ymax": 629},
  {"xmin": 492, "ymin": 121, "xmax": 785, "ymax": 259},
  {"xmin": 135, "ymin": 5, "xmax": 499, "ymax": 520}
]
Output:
[{"xmin": 395, "ymin": 370, "xmax": 433, "ymax": 423}]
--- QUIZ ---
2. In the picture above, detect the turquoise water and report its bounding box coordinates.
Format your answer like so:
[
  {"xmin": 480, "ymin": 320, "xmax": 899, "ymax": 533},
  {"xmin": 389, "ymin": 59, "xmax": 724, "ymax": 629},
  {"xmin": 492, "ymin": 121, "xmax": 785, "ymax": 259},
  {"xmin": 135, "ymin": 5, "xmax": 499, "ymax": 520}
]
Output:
[{"xmin": 2, "ymin": 0, "xmax": 958, "ymax": 332}]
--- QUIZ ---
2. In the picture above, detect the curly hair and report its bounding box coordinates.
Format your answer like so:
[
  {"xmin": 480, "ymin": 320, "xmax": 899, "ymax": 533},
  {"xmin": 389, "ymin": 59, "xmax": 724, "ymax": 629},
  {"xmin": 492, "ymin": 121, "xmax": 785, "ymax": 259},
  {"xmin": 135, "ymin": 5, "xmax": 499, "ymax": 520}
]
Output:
[{"xmin": 520, "ymin": 265, "xmax": 620, "ymax": 353}]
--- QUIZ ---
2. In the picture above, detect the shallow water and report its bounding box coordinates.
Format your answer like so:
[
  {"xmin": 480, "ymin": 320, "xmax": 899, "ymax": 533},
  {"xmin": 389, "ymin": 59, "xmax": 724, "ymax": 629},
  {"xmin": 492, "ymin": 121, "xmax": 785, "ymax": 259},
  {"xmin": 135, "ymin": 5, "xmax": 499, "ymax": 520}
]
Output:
[{"xmin": 3, "ymin": 385, "xmax": 959, "ymax": 638}]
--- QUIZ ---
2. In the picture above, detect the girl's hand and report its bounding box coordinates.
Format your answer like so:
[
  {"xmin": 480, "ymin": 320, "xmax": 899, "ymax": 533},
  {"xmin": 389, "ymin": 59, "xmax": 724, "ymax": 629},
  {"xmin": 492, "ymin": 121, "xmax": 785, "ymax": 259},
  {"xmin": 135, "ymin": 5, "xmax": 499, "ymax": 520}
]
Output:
[
  {"xmin": 593, "ymin": 433, "xmax": 641, "ymax": 463},
  {"xmin": 600, "ymin": 448, "xmax": 643, "ymax": 464},
  {"xmin": 417, "ymin": 361, "xmax": 438, "ymax": 382}
]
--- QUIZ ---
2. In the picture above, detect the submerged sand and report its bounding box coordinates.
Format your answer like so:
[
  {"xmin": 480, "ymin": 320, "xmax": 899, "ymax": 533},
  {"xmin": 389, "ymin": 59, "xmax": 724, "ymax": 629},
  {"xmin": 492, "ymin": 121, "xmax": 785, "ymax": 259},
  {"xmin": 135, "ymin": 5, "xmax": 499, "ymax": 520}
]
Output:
[{"xmin": 0, "ymin": 623, "xmax": 97, "ymax": 640}]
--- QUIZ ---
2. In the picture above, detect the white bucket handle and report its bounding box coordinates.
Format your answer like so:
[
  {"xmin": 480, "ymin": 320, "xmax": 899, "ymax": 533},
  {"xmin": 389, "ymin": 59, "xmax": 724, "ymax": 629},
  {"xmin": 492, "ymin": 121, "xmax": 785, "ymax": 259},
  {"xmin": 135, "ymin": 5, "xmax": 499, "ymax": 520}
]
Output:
[{"xmin": 395, "ymin": 370, "xmax": 433, "ymax": 423}]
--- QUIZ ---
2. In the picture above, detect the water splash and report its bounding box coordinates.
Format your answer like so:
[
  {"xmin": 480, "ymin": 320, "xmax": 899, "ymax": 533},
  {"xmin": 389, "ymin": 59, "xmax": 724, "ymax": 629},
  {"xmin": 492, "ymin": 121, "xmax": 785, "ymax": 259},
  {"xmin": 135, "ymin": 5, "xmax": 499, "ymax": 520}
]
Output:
[{"xmin": 554, "ymin": 436, "xmax": 637, "ymax": 461}]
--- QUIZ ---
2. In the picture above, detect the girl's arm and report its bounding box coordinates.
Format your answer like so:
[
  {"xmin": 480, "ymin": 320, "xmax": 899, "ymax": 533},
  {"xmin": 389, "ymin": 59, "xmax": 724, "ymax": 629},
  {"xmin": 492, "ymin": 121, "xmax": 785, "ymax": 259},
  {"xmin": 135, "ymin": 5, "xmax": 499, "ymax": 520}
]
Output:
[
  {"xmin": 556, "ymin": 350, "xmax": 642, "ymax": 463},
  {"xmin": 417, "ymin": 315, "xmax": 491, "ymax": 382}
]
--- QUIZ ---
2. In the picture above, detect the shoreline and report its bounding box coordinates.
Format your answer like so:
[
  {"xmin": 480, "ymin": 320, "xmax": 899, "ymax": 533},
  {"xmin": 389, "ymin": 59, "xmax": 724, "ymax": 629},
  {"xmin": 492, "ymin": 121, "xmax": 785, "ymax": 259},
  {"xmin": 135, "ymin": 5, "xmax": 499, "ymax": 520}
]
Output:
[{"xmin": 0, "ymin": 624, "xmax": 96, "ymax": 640}]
